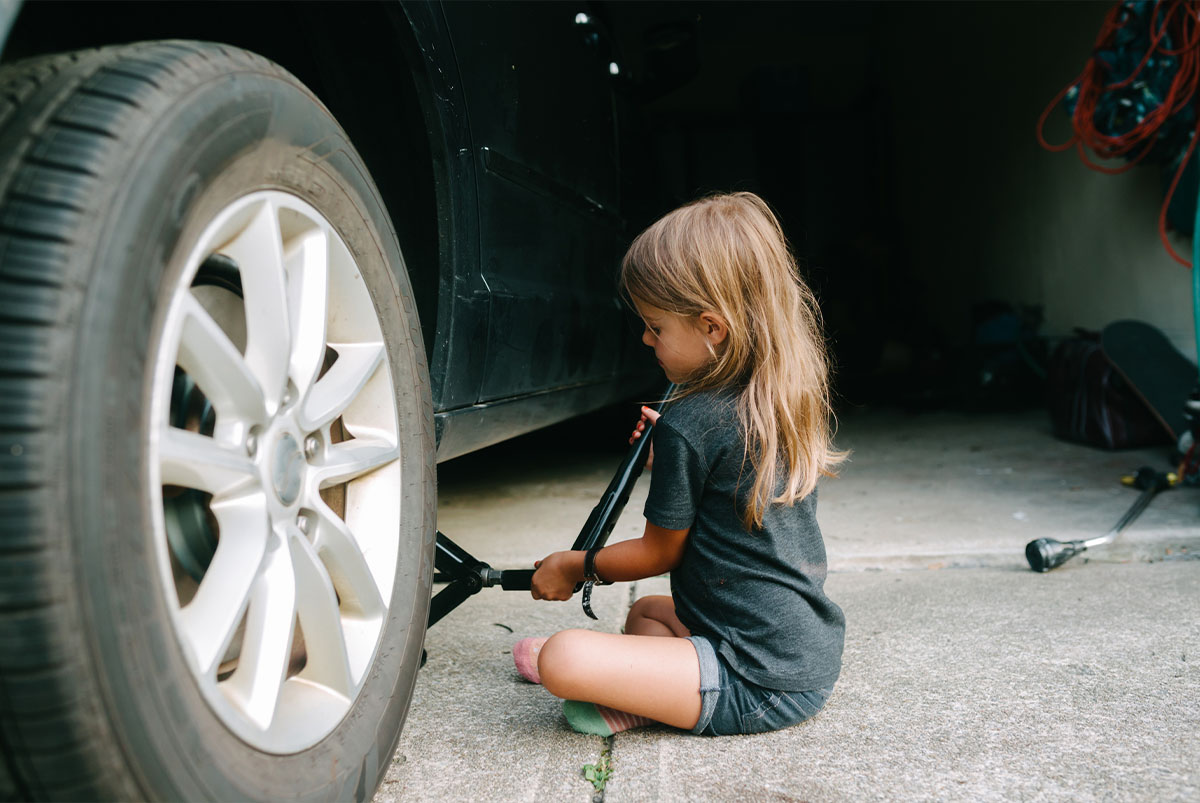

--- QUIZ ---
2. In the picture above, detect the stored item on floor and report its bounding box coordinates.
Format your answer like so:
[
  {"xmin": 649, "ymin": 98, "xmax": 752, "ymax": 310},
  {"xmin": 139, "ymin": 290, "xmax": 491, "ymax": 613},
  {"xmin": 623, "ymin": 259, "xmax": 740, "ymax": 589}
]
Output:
[
  {"xmin": 427, "ymin": 384, "xmax": 676, "ymax": 627},
  {"xmin": 1046, "ymin": 328, "xmax": 1169, "ymax": 449},
  {"xmin": 1181, "ymin": 387, "xmax": 1200, "ymax": 485},
  {"xmin": 1101, "ymin": 319, "xmax": 1199, "ymax": 443},
  {"xmin": 1026, "ymin": 466, "xmax": 1176, "ymax": 572},
  {"xmin": 963, "ymin": 301, "xmax": 1047, "ymax": 411}
]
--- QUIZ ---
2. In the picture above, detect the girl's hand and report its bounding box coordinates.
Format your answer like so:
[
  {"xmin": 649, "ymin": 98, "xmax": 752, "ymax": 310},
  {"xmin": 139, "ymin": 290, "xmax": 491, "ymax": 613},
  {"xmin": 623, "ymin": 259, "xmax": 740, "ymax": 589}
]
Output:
[
  {"xmin": 531, "ymin": 551, "xmax": 581, "ymax": 601},
  {"xmin": 629, "ymin": 406, "xmax": 661, "ymax": 469}
]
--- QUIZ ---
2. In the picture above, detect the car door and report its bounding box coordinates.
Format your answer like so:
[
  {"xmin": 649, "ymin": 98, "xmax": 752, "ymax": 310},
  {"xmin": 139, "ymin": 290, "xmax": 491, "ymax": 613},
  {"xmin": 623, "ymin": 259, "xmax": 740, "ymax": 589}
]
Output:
[{"xmin": 441, "ymin": 1, "xmax": 626, "ymax": 401}]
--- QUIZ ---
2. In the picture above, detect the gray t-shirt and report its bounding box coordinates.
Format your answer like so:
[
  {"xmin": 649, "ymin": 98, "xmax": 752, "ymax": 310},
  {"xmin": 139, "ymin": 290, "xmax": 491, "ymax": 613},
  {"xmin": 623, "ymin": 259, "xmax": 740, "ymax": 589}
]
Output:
[{"xmin": 644, "ymin": 388, "xmax": 845, "ymax": 691}]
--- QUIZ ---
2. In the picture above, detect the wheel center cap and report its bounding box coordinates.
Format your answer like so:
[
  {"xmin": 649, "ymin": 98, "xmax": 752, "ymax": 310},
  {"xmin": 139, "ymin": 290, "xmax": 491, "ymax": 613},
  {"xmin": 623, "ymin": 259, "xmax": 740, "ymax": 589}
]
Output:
[{"xmin": 271, "ymin": 432, "xmax": 304, "ymax": 505}]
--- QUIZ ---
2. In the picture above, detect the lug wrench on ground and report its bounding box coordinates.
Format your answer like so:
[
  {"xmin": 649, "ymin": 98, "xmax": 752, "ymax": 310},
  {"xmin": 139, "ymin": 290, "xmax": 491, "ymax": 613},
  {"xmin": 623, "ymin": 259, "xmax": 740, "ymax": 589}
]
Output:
[{"xmin": 1026, "ymin": 466, "xmax": 1177, "ymax": 572}]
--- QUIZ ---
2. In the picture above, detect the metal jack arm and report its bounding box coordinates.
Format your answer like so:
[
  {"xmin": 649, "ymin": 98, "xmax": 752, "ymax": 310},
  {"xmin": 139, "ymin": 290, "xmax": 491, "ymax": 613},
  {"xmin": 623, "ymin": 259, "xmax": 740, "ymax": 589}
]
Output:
[
  {"xmin": 427, "ymin": 383, "xmax": 676, "ymax": 628},
  {"xmin": 427, "ymin": 533, "xmax": 535, "ymax": 627}
]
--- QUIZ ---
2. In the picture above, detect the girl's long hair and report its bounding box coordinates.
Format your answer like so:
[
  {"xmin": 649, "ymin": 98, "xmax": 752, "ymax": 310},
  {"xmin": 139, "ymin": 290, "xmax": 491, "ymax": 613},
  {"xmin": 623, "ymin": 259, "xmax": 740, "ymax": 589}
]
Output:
[{"xmin": 621, "ymin": 192, "xmax": 847, "ymax": 530}]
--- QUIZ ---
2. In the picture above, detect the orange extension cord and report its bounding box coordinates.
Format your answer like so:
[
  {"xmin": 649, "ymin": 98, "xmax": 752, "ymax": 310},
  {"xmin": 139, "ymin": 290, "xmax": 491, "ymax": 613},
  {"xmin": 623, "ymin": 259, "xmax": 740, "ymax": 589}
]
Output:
[{"xmin": 1037, "ymin": 0, "xmax": 1200, "ymax": 267}]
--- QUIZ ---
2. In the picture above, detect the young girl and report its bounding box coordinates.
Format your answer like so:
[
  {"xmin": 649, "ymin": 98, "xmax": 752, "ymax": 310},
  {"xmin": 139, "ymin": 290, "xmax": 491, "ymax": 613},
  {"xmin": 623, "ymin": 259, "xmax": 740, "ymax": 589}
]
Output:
[{"xmin": 515, "ymin": 191, "xmax": 846, "ymax": 737}]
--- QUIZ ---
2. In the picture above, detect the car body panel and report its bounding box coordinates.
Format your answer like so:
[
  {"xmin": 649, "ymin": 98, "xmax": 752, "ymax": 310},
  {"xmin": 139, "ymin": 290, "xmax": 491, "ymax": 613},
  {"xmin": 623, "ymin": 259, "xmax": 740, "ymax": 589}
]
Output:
[
  {"xmin": 440, "ymin": 2, "xmax": 630, "ymax": 402},
  {"xmin": 0, "ymin": 0, "xmax": 659, "ymax": 462},
  {"xmin": 397, "ymin": 1, "xmax": 492, "ymax": 412}
]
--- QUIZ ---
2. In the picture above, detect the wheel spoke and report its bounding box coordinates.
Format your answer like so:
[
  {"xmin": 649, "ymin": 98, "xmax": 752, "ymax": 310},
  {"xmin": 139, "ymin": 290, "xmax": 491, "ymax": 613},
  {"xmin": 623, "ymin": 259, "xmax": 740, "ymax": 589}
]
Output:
[
  {"xmin": 217, "ymin": 200, "xmax": 290, "ymax": 410},
  {"xmin": 290, "ymin": 532, "xmax": 353, "ymax": 696},
  {"xmin": 160, "ymin": 428, "xmax": 257, "ymax": 496},
  {"xmin": 178, "ymin": 492, "xmax": 270, "ymax": 676},
  {"xmin": 297, "ymin": 342, "xmax": 384, "ymax": 432},
  {"xmin": 221, "ymin": 529, "xmax": 298, "ymax": 731},
  {"xmin": 285, "ymin": 228, "xmax": 329, "ymax": 398},
  {"xmin": 311, "ymin": 500, "xmax": 385, "ymax": 618},
  {"xmin": 309, "ymin": 437, "xmax": 399, "ymax": 488},
  {"xmin": 176, "ymin": 292, "xmax": 267, "ymax": 426}
]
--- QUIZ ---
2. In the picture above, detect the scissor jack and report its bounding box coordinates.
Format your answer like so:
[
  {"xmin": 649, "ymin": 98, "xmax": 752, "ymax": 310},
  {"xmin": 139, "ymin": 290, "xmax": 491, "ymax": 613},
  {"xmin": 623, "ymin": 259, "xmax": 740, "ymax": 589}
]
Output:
[{"xmin": 427, "ymin": 385, "xmax": 674, "ymax": 627}]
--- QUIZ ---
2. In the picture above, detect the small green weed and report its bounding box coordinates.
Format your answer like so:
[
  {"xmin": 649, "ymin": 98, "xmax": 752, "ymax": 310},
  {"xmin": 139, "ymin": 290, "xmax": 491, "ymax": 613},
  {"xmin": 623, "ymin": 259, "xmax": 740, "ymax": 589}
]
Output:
[{"xmin": 582, "ymin": 738, "xmax": 613, "ymax": 793}]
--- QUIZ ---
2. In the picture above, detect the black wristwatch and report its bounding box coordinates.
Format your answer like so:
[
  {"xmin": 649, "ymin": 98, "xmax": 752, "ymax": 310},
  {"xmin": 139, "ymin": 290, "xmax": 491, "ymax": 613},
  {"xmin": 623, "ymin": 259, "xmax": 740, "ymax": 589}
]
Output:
[{"xmin": 582, "ymin": 546, "xmax": 611, "ymax": 585}]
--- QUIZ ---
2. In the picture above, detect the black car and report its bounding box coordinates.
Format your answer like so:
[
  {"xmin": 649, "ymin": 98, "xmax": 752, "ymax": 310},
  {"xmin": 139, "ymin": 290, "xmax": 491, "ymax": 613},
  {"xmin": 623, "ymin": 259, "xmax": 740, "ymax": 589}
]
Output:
[{"xmin": 0, "ymin": 2, "xmax": 659, "ymax": 799}]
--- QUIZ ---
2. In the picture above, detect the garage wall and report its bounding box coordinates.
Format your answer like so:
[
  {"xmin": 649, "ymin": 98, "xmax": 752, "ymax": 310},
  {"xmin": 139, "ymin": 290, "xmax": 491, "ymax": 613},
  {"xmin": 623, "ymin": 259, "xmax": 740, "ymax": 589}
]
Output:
[{"xmin": 881, "ymin": 1, "xmax": 1198, "ymax": 361}]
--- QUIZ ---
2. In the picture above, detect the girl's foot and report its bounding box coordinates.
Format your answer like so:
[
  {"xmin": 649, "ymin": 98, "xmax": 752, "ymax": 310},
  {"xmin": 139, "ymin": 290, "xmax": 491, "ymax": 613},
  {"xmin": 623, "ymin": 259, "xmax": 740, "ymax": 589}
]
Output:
[
  {"xmin": 512, "ymin": 637, "xmax": 548, "ymax": 683},
  {"xmin": 563, "ymin": 700, "xmax": 655, "ymax": 736}
]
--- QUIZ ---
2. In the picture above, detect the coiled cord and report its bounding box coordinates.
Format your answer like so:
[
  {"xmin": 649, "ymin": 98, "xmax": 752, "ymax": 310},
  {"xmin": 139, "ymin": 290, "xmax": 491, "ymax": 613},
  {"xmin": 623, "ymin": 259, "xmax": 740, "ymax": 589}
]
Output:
[{"xmin": 1038, "ymin": 0, "xmax": 1200, "ymax": 267}]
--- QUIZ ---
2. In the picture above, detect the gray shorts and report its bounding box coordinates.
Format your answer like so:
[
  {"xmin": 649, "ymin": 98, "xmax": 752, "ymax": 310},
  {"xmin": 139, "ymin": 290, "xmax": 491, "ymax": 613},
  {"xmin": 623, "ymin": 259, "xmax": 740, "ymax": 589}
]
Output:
[{"xmin": 687, "ymin": 635, "xmax": 833, "ymax": 736}]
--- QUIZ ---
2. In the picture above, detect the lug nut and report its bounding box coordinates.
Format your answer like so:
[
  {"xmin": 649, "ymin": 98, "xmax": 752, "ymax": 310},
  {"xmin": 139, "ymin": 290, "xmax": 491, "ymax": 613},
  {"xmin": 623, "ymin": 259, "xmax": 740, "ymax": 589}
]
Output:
[
  {"xmin": 305, "ymin": 435, "xmax": 320, "ymax": 459},
  {"xmin": 296, "ymin": 514, "xmax": 310, "ymax": 534},
  {"xmin": 245, "ymin": 431, "xmax": 258, "ymax": 457}
]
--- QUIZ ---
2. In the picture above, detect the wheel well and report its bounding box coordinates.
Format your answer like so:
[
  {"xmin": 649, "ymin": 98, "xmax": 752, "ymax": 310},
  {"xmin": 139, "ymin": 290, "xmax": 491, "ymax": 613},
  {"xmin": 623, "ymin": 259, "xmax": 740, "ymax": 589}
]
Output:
[{"xmin": 1, "ymin": 0, "xmax": 441, "ymax": 360}]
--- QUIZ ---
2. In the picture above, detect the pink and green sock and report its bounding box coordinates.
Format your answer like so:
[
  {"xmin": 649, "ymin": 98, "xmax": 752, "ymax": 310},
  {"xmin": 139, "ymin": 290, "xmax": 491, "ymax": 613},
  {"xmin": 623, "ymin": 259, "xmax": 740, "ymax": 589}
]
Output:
[
  {"xmin": 562, "ymin": 700, "xmax": 654, "ymax": 736},
  {"xmin": 512, "ymin": 637, "xmax": 547, "ymax": 684},
  {"xmin": 513, "ymin": 637, "xmax": 655, "ymax": 735}
]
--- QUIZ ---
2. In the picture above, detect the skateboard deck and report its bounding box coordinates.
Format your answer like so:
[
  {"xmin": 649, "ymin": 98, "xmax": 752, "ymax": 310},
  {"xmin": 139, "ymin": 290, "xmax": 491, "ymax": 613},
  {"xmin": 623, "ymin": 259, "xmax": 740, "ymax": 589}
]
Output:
[{"xmin": 1101, "ymin": 320, "xmax": 1198, "ymax": 441}]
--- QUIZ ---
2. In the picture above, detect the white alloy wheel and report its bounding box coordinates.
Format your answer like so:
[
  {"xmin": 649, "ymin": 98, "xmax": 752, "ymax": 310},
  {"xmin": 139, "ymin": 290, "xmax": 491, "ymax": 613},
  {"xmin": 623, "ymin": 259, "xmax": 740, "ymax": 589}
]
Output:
[{"xmin": 149, "ymin": 191, "xmax": 402, "ymax": 753}]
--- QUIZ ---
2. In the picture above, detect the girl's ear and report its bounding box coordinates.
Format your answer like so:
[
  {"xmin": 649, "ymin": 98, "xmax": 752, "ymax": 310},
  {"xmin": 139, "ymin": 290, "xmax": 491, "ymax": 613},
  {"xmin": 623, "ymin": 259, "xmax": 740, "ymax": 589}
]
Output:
[{"xmin": 698, "ymin": 311, "xmax": 729, "ymax": 347}]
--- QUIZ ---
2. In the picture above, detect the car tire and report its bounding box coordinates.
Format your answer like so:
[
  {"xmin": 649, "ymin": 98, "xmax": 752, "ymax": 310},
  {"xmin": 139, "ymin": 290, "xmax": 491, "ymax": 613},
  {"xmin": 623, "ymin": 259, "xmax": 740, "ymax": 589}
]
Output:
[{"xmin": 0, "ymin": 41, "xmax": 435, "ymax": 801}]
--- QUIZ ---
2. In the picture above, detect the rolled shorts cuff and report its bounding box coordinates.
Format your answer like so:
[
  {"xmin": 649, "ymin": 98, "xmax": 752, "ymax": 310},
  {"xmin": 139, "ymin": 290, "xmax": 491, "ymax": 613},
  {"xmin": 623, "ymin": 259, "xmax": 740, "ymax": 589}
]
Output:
[
  {"xmin": 685, "ymin": 634, "xmax": 835, "ymax": 736},
  {"xmin": 686, "ymin": 634, "xmax": 723, "ymax": 735}
]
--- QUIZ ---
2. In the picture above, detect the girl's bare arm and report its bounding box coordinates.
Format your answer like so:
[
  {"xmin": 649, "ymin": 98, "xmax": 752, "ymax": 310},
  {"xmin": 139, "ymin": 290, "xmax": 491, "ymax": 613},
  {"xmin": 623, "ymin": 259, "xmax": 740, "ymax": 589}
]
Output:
[{"xmin": 531, "ymin": 521, "xmax": 689, "ymax": 601}]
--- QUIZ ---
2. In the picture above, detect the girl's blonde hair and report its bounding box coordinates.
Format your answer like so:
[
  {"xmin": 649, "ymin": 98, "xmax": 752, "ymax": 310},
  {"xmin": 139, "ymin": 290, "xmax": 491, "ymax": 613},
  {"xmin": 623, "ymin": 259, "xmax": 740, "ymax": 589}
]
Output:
[{"xmin": 621, "ymin": 191, "xmax": 847, "ymax": 529}]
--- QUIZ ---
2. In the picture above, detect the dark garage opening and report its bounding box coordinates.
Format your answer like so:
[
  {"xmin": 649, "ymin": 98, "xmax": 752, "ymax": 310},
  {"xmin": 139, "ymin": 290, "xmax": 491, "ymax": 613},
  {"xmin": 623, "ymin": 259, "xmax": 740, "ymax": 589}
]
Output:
[{"xmin": 601, "ymin": 0, "xmax": 1198, "ymax": 412}]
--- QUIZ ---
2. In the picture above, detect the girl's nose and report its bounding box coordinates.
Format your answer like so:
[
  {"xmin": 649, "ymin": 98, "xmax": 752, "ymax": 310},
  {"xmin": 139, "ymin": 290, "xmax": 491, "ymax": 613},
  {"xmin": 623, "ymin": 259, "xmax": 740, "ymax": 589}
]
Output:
[{"xmin": 642, "ymin": 328, "xmax": 655, "ymax": 347}]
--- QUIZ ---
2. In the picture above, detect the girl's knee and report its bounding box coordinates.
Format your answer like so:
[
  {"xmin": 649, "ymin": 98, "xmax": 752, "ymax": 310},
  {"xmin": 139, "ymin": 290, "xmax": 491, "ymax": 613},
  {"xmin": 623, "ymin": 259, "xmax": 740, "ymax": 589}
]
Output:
[
  {"xmin": 624, "ymin": 594, "xmax": 684, "ymax": 637},
  {"xmin": 537, "ymin": 629, "xmax": 591, "ymax": 697},
  {"xmin": 626, "ymin": 594, "xmax": 666, "ymax": 624},
  {"xmin": 627, "ymin": 595, "xmax": 658, "ymax": 619}
]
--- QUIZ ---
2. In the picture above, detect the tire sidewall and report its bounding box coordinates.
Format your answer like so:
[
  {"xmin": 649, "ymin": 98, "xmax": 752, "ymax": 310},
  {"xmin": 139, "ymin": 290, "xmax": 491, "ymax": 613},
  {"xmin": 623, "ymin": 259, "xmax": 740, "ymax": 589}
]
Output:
[{"xmin": 69, "ymin": 61, "xmax": 433, "ymax": 800}]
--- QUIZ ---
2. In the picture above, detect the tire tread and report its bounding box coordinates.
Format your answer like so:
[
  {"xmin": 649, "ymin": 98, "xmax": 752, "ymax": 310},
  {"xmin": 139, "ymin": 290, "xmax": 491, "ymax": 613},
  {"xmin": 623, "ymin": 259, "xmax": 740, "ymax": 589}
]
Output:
[{"xmin": 0, "ymin": 41, "xmax": 246, "ymax": 802}]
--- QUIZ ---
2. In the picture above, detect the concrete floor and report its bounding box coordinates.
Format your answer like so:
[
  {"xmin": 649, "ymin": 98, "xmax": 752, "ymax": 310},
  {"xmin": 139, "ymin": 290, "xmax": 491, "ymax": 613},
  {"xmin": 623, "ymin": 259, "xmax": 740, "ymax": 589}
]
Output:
[
  {"xmin": 819, "ymin": 406, "xmax": 1198, "ymax": 570},
  {"xmin": 427, "ymin": 404, "xmax": 1197, "ymax": 574},
  {"xmin": 379, "ymin": 404, "xmax": 1199, "ymax": 802}
]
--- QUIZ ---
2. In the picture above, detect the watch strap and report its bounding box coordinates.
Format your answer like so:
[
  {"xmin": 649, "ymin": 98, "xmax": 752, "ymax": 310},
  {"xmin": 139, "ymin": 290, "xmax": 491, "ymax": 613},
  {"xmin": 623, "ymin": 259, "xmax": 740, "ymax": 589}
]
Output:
[
  {"xmin": 583, "ymin": 546, "xmax": 610, "ymax": 585},
  {"xmin": 581, "ymin": 547, "xmax": 609, "ymax": 621},
  {"xmin": 581, "ymin": 580, "xmax": 599, "ymax": 620}
]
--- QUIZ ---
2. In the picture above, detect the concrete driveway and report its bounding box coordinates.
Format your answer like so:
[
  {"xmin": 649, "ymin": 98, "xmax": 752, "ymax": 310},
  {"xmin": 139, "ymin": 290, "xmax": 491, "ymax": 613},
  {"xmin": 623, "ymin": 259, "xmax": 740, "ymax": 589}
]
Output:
[{"xmin": 377, "ymin": 405, "xmax": 1199, "ymax": 802}]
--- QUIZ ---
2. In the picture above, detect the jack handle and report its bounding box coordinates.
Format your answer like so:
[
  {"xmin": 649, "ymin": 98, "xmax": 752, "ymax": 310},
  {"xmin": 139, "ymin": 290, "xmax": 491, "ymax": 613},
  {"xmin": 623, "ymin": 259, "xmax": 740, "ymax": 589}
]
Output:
[
  {"xmin": 571, "ymin": 383, "xmax": 678, "ymax": 556},
  {"xmin": 426, "ymin": 384, "xmax": 676, "ymax": 627},
  {"xmin": 491, "ymin": 383, "xmax": 677, "ymax": 595},
  {"xmin": 570, "ymin": 383, "xmax": 676, "ymax": 617}
]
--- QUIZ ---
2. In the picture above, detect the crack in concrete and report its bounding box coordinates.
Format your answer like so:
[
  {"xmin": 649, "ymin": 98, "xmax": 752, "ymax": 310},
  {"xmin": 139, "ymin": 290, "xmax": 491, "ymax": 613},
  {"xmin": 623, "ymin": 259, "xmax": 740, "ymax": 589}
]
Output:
[
  {"xmin": 577, "ymin": 581, "xmax": 640, "ymax": 801},
  {"xmin": 582, "ymin": 736, "xmax": 613, "ymax": 802}
]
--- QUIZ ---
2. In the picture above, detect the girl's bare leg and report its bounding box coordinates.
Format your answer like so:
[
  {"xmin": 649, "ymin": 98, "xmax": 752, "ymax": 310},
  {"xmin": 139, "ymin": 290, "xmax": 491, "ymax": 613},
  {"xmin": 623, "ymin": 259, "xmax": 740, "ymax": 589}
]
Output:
[
  {"xmin": 625, "ymin": 594, "xmax": 690, "ymax": 638},
  {"xmin": 537, "ymin": 628, "xmax": 701, "ymax": 730}
]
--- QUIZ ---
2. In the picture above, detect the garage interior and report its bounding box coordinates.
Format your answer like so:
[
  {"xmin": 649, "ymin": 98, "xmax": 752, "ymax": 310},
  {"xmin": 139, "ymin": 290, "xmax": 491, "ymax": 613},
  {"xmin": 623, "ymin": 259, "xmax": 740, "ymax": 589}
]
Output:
[
  {"xmin": 441, "ymin": 0, "xmax": 1198, "ymax": 568},
  {"xmin": 604, "ymin": 0, "xmax": 1198, "ymax": 400}
]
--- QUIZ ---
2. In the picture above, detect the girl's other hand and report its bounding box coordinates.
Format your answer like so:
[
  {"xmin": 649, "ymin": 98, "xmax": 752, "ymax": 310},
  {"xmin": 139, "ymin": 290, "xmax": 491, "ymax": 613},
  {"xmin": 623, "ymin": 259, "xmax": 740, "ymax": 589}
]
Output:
[
  {"xmin": 531, "ymin": 551, "xmax": 580, "ymax": 601},
  {"xmin": 629, "ymin": 405, "xmax": 661, "ymax": 469}
]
